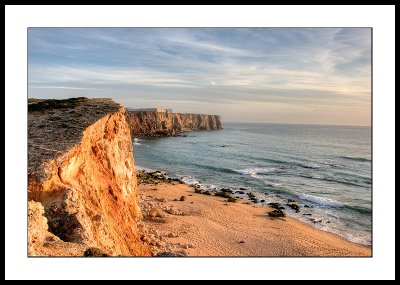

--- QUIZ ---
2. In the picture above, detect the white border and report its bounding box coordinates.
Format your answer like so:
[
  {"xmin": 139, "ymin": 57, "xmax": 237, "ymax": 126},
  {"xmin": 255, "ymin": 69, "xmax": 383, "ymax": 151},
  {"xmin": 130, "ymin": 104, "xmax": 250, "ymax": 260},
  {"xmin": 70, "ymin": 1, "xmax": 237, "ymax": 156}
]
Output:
[{"xmin": 5, "ymin": 5, "xmax": 395, "ymax": 280}]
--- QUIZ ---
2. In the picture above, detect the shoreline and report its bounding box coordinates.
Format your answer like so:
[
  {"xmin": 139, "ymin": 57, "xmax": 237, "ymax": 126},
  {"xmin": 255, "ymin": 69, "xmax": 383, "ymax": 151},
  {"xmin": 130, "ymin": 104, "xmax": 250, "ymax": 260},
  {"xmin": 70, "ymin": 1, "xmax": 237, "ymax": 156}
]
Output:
[{"xmin": 137, "ymin": 171, "xmax": 371, "ymax": 257}]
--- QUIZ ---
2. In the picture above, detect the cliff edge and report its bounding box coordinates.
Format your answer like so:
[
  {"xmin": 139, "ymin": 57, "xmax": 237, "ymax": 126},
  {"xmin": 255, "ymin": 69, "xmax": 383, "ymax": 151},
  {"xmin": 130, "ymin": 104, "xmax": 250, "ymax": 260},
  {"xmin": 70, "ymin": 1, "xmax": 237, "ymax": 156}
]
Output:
[
  {"xmin": 28, "ymin": 97, "xmax": 151, "ymax": 256},
  {"xmin": 126, "ymin": 111, "xmax": 222, "ymax": 138}
]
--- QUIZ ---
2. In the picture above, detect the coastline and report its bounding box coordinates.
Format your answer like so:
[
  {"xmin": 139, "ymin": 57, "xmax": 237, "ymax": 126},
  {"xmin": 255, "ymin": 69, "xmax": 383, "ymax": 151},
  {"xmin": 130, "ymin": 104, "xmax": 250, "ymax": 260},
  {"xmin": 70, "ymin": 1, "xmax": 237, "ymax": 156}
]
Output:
[{"xmin": 138, "ymin": 172, "xmax": 371, "ymax": 257}]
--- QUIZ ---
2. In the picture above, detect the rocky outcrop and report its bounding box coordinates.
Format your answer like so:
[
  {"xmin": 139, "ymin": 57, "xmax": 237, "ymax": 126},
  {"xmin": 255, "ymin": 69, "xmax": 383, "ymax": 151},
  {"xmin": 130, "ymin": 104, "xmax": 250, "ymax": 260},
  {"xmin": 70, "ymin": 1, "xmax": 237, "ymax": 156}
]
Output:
[
  {"xmin": 28, "ymin": 98, "xmax": 151, "ymax": 256},
  {"xmin": 126, "ymin": 111, "xmax": 222, "ymax": 138}
]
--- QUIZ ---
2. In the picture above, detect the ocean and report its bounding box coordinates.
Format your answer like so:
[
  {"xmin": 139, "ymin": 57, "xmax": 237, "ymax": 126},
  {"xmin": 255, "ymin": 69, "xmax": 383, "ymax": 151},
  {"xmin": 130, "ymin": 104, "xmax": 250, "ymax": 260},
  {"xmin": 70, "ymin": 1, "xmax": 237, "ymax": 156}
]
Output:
[{"xmin": 133, "ymin": 123, "xmax": 372, "ymax": 246}]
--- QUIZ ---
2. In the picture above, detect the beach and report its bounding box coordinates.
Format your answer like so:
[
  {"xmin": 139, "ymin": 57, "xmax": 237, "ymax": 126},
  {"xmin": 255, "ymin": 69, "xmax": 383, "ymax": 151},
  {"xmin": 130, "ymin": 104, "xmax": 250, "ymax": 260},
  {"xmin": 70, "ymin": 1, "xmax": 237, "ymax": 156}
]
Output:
[
  {"xmin": 138, "ymin": 179, "xmax": 371, "ymax": 257},
  {"xmin": 134, "ymin": 123, "xmax": 372, "ymax": 247}
]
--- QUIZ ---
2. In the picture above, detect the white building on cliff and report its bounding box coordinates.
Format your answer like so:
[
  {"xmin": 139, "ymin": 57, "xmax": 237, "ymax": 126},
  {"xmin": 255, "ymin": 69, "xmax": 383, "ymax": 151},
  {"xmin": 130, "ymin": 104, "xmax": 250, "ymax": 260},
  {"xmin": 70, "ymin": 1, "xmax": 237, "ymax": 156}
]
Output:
[{"xmin": 126, "ymin": 107, "xmax": 174, "ymax": 114}]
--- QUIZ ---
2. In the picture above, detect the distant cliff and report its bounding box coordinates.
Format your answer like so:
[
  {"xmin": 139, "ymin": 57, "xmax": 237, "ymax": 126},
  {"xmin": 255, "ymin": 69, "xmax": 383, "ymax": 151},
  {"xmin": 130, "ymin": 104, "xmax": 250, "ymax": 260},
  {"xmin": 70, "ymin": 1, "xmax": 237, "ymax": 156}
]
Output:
[
  {"xmin": 28, "ymin": 98, "xmax": 150, "ymax": 256},
  {"xmin": 126, "ymin": 111, "xmax": 223, "ymax": 138}
]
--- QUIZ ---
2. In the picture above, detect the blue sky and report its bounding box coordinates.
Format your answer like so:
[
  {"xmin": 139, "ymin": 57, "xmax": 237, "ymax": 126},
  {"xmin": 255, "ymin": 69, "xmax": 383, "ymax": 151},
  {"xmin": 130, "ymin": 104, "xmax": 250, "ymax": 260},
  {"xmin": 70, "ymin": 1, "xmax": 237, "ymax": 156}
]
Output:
[{"xmin": 28, "ymin": 28, "xmax": 371, "ymax": 125}]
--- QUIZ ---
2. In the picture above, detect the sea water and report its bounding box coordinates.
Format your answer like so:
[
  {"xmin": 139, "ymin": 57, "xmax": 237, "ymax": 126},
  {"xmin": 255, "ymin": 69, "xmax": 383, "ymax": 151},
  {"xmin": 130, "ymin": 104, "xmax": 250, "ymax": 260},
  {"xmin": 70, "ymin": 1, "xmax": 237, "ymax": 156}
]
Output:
[{"xmin": 133, "ymin": 123, "xmax": 372, "ymax": 245}]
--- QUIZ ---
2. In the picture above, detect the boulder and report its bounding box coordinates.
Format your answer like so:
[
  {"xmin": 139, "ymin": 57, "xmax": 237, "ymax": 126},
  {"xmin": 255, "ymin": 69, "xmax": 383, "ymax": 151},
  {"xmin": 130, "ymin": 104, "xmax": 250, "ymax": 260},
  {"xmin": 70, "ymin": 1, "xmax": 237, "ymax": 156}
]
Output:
[
  {"xmin": 268, "ymin": 209, "xmax": 286, "ymax": 218},
  {"xmin": 83, "ymin": 247, "xmax": 109, "ymax": 257},
  {"xmin": 148, "ymin": 207, "xmax": 166, "ymax": 218},
  {"xmin": 286, "ymin": 203, "xmax": 300, "ymax": 213},
  {"xmin": 268, "ymin": 202, "xmax": 284, "ymax": 210}
]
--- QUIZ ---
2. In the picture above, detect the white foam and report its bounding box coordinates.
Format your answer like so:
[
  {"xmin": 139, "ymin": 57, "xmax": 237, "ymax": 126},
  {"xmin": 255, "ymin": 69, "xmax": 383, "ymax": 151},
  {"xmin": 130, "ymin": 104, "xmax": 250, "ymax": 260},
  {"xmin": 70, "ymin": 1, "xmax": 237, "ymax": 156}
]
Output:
[
  {"xmin": 299, "ymin": 193, "xmax": 343, "ymax": 207},
  {"xmin": 204, "ymin": 184, "xmax": 217, "ymax": 190},
  {"xmin": 302, "ymin": 163, "xmax": 321, "ymax": 169},
  {"xmin": 235, "ymin": 167, "xmax": 277, "ymax": 177},
  {"xmin": 296, "ymin": 213, "xmax": 371, "ymax": 246},
  {"xmin": 181, "ymin": 176, "xmax": 201, "ymax": 186},
  {"xmin": 134, "ymin": 165, "xmax": 155, "ymax": 173}
]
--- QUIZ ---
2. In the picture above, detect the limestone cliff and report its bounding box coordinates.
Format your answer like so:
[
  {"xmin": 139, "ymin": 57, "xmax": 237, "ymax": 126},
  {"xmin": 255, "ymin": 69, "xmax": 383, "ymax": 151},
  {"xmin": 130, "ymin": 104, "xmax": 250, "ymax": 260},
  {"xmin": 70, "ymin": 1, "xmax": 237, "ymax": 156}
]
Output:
[
  {"xmin": 28, "ymin": 98, "xmax": 151, "ymax": 256},
  {"xmin": 126, "ymin": 111, "xmax": 222, "ymax": 138}
]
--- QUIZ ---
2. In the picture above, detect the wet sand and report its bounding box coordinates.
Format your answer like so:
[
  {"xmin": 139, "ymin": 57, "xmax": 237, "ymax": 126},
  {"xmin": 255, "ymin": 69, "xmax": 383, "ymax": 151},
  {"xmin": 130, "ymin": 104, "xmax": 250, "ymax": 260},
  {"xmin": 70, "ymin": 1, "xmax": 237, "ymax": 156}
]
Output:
[{"xmin": 139, "ymin": 182, "xmax": 371, "ymax": 256}]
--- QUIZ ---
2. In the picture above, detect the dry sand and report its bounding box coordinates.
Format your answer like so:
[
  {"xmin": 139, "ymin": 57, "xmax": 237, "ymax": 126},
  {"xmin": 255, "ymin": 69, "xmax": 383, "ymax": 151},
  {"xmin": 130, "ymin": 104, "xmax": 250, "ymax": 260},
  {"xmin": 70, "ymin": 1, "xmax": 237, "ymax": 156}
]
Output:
[{"xmin": 139, "ymin": 182, "xmax": 371, "ymax": 257}]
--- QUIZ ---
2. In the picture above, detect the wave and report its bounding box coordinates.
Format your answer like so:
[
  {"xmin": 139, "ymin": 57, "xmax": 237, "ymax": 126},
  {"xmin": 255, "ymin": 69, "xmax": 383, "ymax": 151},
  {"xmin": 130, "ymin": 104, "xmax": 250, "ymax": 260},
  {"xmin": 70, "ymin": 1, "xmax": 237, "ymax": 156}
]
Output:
[
  {"xmin": 135, "ymin": 165, "xmax": 156, "ymax": 172},
  {"xmin": 310, "ymin": 222, "xmax": 372, "ymax": 246},
  {"xmin": 333, "ymin": 172, "xmax": 372, "ymax": 185},
  {"xmin": 340, "ymin": 156, "xmax": 371, "ymax": 162},
  {"xmin": 264, "ymin": 182, "xmax": 281, "ymax": 187},
  {"xmin": 320, "ymin": 176, "xmax": 369, "ymax": 188},
  {"xmin": 234, "ymin": 152, "xmax": 330, "ymax": 173},
  {"xmin": 299, "ymin": 173, "xmax": 369, "ymax": 188},
  {"xmin": 298, "ymin": 193, "xmax": 343, "ymax": 207},
  {"xmin": 345, "ymin": 205, "xmax": 372, "ymax": 214},
  {"xmin": 254, "ymin": 157, "xmax": 323, "ymax": 170},
  {"xmin": 233, "ymin": 154, "xmax": 296, "ymax": 167},
  {"xmin": 190, "ymin": 163, "xmax": 238, "ymax": 175},
  {"xmin": 234, "ymin": 167, "xmax": 282, "ymax": 178},
  {"xmin": 181, "ymin": 176, "xmax": 201, "ymax": 186},
  {"xmin": 301, "ymin": 163, "xmax": 321, "ymax": 169},
  {"xmin": 180, "ymin": 177, "xmax": 220, "ymax": 192}
]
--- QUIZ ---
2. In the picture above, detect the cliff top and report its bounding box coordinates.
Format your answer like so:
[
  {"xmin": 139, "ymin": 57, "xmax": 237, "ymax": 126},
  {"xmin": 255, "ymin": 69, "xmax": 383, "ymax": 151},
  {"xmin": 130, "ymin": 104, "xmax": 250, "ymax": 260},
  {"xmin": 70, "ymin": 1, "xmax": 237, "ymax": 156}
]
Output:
[
  {"xmin": 28, "ymin": 97, "xmax": 121, "ymax": 179},
  {"xmin": 126, "ymin": 110, "xmax": 221, "ymax": 118}
]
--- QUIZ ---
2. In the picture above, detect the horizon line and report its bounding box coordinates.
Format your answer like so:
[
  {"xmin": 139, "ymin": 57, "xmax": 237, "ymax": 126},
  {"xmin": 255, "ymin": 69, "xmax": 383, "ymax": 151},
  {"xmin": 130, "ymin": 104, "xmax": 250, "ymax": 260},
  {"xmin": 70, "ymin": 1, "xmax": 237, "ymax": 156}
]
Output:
[{"xmin": 223, "ymin": 121, "xmax": 371, "ymax": 127}]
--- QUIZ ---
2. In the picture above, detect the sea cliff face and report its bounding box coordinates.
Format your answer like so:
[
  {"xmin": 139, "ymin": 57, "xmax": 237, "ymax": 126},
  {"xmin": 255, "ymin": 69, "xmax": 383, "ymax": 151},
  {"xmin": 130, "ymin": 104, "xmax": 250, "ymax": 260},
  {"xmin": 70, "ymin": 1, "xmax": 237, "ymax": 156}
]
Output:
[
  {"xmin": 28, "ymin": 98, "xmax": 150, "ymax": 256},
  {"xmin": 126, "ymin": 111, "xmax": 222, "ymax": 137}
]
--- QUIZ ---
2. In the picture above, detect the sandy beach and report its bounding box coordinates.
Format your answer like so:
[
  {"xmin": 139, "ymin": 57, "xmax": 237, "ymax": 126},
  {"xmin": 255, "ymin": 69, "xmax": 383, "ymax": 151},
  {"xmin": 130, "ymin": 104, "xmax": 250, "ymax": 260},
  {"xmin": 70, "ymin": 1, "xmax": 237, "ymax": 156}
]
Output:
[{"xmin": 138, "ymin": 180, "xmax": 371, "ymax": 257}]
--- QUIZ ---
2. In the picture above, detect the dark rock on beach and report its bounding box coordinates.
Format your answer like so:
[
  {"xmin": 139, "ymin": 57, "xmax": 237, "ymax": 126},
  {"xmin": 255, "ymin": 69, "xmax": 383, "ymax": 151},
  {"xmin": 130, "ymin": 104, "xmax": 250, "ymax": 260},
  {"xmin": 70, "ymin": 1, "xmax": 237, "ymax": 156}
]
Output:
[
  {"xmin": 220, "ymin": 188, "xmax": 233, "ymax": 193},
  {"xmin": 286, "ymin": 203, "xmax": 300, "ymax": 213},
  {"xmin": 156, "ymin": 251, "xmax": 186, "ymax": 257},
  {"xmin": 83, "ymin": 247, "xmax": 110, "ymax": 257},
  {"xmin": 227, "ymin": 197, "xmax": 239, "ymax": 203},
  {"xmin": 268, "ymin": 202, "xmax": 284, "ymax": 210},
  {"xmin": 268, "ymin": 209, "xmax": 286, "ymax": 218},
  {"xmin": 215, "ymin": 191, "xmax": 233, "ymax": 198},
  {"xmin": 247, "ymin": 192, "xmax": 256, "ymax": 199}
]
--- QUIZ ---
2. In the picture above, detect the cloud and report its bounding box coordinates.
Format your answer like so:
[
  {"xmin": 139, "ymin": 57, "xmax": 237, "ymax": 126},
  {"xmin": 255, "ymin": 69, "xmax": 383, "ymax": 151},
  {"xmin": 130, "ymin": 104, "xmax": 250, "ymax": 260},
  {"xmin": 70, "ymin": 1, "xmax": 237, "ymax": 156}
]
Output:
[
  {"xmin": 29, "ymin": 85, "xmax": 101, "ymax": 90},
  {"xmin": 28, "ymin": 28, "xmax": 371, "ymax": 125}
]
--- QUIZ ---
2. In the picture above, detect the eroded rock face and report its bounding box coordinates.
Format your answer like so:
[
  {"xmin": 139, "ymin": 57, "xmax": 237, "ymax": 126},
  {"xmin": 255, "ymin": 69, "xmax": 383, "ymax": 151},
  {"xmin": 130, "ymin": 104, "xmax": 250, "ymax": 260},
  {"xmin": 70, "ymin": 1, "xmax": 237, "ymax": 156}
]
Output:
[
  {"xmin": 126, "ymin": 111, "xmax": 222, "ymax": 138},
  {"xmin": 28, "ymin": 200, "xmax": 87, "ymax": 256},
  {"xmin": 28, "ymin": 98, "xmax": 151, "ymax": 256}
]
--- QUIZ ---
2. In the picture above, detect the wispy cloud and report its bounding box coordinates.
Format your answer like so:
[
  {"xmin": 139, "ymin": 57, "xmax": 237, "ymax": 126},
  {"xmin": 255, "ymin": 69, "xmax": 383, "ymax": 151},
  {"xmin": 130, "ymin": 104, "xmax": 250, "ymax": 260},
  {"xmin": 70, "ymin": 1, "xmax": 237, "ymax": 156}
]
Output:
[
  {"xmin": 28, "ymin": 28, "xmax": 371, "ymax": 125},
  {"xmin": 30, "ymin": 85, "xmax": 101, "ymax": 90}
]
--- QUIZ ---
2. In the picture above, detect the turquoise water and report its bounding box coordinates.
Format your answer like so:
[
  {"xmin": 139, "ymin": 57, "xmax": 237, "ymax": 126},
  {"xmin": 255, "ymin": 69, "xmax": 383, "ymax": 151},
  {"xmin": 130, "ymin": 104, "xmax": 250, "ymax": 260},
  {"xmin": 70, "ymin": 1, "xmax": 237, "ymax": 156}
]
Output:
[{"xmin": 133, "ymin": 123, "xmax": 372, "ymax": 245}]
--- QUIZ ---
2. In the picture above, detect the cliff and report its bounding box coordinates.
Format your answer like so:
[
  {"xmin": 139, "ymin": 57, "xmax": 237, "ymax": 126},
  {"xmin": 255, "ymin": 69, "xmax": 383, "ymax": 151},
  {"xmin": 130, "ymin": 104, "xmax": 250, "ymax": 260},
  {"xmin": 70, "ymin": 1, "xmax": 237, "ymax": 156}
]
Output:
[
  {"xmin": 126, "ymin": 111, "xmax": 222, "ymax": 138},
  {"xmin": 28, "ymin": 98, "xmax": 151, "ymax": 256}
]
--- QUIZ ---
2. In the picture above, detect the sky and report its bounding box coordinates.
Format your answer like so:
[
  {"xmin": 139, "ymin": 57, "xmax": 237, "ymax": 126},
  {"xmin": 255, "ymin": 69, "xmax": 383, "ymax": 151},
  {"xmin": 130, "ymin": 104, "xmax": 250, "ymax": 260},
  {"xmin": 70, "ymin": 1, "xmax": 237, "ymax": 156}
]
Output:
[{"xmin": 28, "ymin": 28, "xmax": 371, "ymax": 125}]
